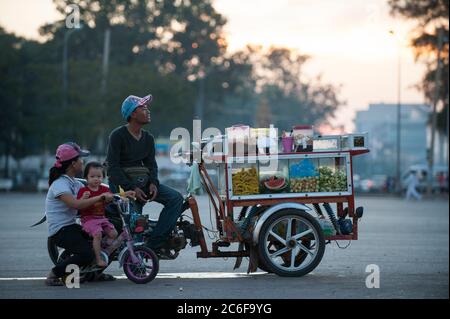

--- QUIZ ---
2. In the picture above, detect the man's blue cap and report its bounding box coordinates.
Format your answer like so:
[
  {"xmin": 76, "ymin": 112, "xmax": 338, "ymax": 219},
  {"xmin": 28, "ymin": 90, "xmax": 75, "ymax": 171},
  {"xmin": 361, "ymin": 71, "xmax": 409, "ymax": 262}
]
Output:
[{"xmin": 121, "ymin": 94, "xmax": 153, "ymax": 120}]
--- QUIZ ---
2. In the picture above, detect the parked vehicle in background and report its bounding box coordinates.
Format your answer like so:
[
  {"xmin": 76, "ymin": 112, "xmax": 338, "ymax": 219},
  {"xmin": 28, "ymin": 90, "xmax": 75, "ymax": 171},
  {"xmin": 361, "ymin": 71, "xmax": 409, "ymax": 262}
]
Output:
[
  {"xmin": 358, "ymin": 179, "xmax": 374, "ymax": 193},
  {"xmin": 356, "ymin": 175, "xmax": 387, "ymax": 193},
  {"xmin": 0, "ymin": 178, "xmax": 13, "ymax": 192},
  {"xmin": 37, "ymin": 170, "xmax": 49, "ymax": 192},
  {"xmin": 372, "ymin": 174, "xmax": 388, "ymax": 192}
]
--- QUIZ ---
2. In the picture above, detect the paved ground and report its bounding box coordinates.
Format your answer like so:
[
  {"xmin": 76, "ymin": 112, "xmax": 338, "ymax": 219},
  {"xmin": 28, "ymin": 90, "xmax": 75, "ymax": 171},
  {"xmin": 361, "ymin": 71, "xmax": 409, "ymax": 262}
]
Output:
[{"xmin": 0, "ymin": 192, "xmax": 448, "ymax": 299}]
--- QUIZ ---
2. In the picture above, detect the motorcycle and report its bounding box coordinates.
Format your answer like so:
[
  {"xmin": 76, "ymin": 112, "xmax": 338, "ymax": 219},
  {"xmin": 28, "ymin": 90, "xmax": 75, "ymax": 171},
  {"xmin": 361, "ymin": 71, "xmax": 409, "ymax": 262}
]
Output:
[{"xmin": 34, "ymin": 137, "xmax": 367, "ymax": 279}]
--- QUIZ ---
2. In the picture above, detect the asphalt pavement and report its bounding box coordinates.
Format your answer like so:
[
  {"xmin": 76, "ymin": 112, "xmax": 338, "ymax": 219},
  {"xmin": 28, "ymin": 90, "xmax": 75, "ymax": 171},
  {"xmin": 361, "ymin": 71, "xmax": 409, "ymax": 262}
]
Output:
[{"xmin": 0, "ymin": 192, "xmax": 448, "ymax": 299}]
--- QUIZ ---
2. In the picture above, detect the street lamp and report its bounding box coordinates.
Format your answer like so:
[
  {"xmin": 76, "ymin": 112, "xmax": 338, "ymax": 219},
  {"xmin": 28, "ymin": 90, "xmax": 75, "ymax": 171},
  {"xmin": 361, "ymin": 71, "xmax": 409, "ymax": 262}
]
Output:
[
  {"xmin": 194, "ymin": 65, "xmax": 212, "ymax": 121},
  {"xmin": 389, "ymin": 30, "xmax": 402, "ymax": 195}
]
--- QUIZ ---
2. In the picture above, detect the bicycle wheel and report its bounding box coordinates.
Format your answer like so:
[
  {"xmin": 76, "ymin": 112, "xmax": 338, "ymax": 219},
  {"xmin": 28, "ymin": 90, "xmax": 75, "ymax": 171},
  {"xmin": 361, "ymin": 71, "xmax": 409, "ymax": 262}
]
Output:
[{"xmin": 123, "ymin": 246, "xmax": 159, "ymax": 284}]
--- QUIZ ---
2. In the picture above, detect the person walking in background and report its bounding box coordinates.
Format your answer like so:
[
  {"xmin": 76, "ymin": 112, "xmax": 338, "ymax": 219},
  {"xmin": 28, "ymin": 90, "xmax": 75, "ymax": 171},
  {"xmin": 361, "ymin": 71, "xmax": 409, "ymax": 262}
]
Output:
[
  {"xmin": 437, "ymin": 172, "xmax": 447, "ymax": 195},
  {"xmin": 404, "ymin": 171, "xmax": 422, "ymax": 201},
  {"xmin": 386, "ymin": 176, "xmax": 395, "ymax": 193}
]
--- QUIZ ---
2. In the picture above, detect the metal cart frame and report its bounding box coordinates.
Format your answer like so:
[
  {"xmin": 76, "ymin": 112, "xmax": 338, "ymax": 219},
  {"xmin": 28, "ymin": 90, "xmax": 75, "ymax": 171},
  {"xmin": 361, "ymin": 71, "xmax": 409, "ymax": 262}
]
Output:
[{"xmin": 187, "ymin": 149, "xmax": 369, "ymax": 260}]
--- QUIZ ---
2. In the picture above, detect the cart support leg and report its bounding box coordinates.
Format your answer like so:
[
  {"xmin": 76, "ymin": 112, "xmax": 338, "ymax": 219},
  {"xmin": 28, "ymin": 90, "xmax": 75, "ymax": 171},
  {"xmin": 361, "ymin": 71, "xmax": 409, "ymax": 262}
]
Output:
[
  {"xmin": 188, "ymin": 196, "xmax": 209, "ymax": 256},
  {"xmin": 347, "ymin": 196, "xmax": 357, "ymax": 240},
  {"xmin": 337, "ymin": 203, "xmax": 344, "ymax": 218},
  {"xmin": 352, "ymin": 216, "xmax": 358, "ymax": 240}
]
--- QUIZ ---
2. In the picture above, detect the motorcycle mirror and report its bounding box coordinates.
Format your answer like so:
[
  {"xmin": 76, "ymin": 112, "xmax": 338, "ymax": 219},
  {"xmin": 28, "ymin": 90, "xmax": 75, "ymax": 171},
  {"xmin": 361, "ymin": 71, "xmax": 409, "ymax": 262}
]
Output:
[{"xmin": 355, "ymin": 206, "xmax": 364, "ymax": 218}]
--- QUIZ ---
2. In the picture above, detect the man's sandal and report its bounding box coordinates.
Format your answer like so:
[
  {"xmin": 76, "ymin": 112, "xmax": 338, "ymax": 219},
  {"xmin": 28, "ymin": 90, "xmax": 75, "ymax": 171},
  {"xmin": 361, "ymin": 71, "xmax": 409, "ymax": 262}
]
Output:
[
  {"xmin": 92, "ymin": 273, "xmax": 116, "ymax": 282},
  {"xmin": 45, "ymin": 277, "xmax": 64, "ymax": 286}
]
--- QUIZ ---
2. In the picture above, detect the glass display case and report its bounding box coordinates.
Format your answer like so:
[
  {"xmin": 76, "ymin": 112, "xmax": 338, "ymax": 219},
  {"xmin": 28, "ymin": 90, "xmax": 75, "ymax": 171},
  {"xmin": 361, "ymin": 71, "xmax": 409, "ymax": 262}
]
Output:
[{"xmin": 227, "ymin": 153, "xmax": 351, "ymax": 199}]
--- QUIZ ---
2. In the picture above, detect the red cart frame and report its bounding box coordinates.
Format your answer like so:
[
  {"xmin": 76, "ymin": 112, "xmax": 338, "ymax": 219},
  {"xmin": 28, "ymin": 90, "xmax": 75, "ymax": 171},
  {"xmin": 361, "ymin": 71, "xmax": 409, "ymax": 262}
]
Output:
[{"xmin": 186, "ymin": 149, "xmax": 369, "ymax": 259}]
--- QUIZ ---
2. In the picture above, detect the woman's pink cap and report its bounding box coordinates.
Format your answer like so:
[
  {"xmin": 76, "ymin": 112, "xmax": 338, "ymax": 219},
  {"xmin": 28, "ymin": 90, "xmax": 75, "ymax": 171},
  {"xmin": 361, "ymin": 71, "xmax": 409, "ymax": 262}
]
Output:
[{"xmin": 54, "ymin": 142, "xmax": 90, "ymax": 168}]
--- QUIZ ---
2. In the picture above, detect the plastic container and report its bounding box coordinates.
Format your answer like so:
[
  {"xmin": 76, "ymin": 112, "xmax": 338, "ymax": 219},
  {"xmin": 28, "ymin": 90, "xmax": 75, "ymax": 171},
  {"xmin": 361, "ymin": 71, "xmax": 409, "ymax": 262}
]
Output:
[
  {"xmin": 341, "ymin": 133, "xmax": 368, "ymax": 150},
  {"xmin": 226, "ymin": 125, "xmax": 251, "ymax": 156},
  {"xmin": 292, "ymin": 125, "xmax": 313, "ymax": 152},
  {"xmin": 250, "ymin": 127, "xmax": 278, "ymax": 155},
  {"xmin": 317, "ymin": 218, "xmax": 336, "ymax": 236},
  {"xmin": 313, "ymin": 135, "xmax": 341, "ymax": 151},
  {"xmin": 282, "ymin": 136, "xmax": 294, "ymax": 153}
]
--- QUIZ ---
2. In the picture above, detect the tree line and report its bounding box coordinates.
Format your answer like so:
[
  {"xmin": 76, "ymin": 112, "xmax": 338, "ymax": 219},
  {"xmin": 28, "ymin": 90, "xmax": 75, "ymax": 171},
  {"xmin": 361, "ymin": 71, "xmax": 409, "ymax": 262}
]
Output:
[
  {"xmin": 0, "ymin": 0, "xmax": 344, "ymax": 176},
  {"xmin": 5, "ymin": 0, "xmax": 448, "ymax": 177}
]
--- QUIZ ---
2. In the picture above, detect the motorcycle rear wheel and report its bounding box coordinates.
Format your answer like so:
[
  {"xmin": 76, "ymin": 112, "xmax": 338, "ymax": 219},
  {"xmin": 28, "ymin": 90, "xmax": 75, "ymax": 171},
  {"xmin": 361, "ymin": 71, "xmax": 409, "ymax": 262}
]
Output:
[{"xmin": 57, "ymin": 250, "xmax": 97, "ymax": 283}]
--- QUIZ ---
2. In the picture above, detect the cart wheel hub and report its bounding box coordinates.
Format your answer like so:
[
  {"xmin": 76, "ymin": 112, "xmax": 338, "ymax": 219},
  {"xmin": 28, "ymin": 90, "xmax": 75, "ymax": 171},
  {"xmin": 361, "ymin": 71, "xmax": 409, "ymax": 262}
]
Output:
[{"xmin": 287, "ymin": 239, "xmax": 297, "ymax": 248}]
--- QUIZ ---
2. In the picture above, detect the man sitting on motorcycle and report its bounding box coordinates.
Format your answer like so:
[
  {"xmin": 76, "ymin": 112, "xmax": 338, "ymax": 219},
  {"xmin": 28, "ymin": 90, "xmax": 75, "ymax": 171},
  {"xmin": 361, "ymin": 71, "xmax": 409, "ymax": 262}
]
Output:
[{"xmin": 105, "ymin": 94, "xmax": 184, "ymax": 257}]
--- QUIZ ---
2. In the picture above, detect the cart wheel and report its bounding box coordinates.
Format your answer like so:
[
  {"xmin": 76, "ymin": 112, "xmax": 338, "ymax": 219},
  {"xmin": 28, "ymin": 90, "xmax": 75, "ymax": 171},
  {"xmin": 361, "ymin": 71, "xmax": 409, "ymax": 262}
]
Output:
[
  {"xmin": 258, "ymin": 240, "xmax": 311, "ymax": 272},
  {"xmin": 258, "ymin": 209, "xmax": 325, "ymax": 277},
  {"xmin": 258, "ymin": 254, "xmax": 272, "ymax": 273}
]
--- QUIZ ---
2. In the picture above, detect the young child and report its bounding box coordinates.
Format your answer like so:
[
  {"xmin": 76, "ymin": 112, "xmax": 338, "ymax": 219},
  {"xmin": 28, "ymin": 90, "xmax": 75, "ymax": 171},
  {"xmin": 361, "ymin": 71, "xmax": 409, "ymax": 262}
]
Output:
[{"xmin": 77, "ymin": 161, "xmax": 133, "ymax": 267}]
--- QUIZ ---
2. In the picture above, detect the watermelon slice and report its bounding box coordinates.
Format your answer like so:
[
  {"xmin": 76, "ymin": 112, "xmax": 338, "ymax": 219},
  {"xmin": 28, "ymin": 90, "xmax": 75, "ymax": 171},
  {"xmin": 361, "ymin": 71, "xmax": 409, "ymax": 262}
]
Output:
[{"xmin": 264, "ymin": 176, "xmax": 286, "ymax": 191}]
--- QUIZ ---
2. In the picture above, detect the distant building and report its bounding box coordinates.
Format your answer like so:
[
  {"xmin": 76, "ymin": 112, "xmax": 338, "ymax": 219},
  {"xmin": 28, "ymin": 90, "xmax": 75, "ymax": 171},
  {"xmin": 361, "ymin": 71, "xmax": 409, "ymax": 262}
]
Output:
[{"xmin": 353, "ymin": 103, "xmax": 431, "ymax": 179}]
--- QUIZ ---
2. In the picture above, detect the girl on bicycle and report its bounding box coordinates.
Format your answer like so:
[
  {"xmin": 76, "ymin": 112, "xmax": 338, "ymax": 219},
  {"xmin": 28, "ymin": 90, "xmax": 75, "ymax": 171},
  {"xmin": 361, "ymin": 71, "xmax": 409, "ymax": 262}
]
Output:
[{"xmin": 77, "ymin": 161, "xmax": 134, "ymax": 267}]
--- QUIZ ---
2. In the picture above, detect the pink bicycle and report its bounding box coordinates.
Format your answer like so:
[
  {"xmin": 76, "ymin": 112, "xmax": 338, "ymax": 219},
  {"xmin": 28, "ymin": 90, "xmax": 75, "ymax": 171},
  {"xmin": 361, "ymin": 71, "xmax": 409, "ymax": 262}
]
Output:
[{"xmin": 54, "ymin": 194, "xmax": 159, "ymax": 284}]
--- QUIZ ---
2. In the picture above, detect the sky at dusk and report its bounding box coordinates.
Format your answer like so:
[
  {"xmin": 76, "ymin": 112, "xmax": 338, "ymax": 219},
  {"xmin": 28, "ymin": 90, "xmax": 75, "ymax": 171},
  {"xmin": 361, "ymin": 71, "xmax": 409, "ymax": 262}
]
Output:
[{"xmin": 0, "ymin": 0, "xmax": 428, "ymax": 131}]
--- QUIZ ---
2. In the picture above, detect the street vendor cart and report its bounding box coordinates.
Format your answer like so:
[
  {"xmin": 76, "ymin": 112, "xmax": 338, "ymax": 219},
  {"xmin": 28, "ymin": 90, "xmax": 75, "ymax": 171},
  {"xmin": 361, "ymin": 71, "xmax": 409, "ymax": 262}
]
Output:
[
  {"xmin": 185, "ymin": 132, "xmax": 369, "ymax": 277},
  {"xmin": 40, "ymin": 128, "xmax": 369, "ymax": 280}
]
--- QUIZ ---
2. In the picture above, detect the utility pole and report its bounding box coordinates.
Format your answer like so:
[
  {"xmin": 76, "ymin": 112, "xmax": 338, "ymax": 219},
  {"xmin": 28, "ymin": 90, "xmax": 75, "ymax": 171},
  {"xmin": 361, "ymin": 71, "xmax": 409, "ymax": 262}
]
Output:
[
  {"xmin": 101, "ymin": 28, "xmax": 111, "ymax": 96},
  {"xmin": 396, "ymin": 40, "xmax": 402, "ymax": 195},
  {"xmin": 98, "ymin": 27, "xmax": 111, "ymax": 154},
  {"xmin": 195, "ymin": 75, "xmax": 205, "ymax": 120},
  {"xmin": 428, "ymin": 28, "xmax": 444, "ymax": 196},
  {"xmin": 62, "ymin": 29, "xmax": 76, "ymax": 109},
  {"xmin": 446, "ymin": 92, "xmax": 449, "ymax": 169},
  {"xmin": 62, "ymin": 25, "xmax": 83, "ymax": 109},
  {"xmin": 389, "ymin": 30, "xmax": 402, "ymax": 195}
]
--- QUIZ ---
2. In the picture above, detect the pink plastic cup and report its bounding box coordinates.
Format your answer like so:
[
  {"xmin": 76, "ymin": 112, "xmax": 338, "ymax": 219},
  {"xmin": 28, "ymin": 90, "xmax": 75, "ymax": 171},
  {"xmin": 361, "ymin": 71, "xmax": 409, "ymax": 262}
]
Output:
[{"xmin": 282, "ymin": 136, "xmax": 294, "ymax": 153}]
